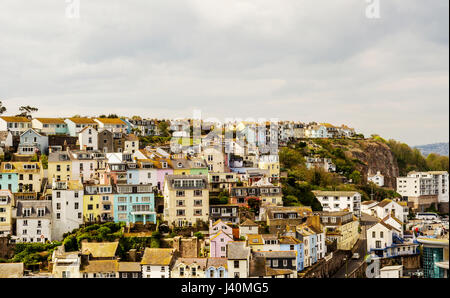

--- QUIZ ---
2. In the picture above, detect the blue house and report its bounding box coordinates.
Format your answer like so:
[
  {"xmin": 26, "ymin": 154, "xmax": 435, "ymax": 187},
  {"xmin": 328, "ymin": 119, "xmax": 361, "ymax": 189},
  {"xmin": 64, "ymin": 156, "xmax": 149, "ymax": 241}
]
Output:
[
  {"xmin": 280, "ymin": 236, "xmax": 305, "ymax": 272},
  {"xmin": 114, "ymin": 184, "xmax": 156, "ymax": 224},
  {"xmin": 205, "ymin": 258, "xmax": 228, "ymax": 278},
  {"xmin": 0, "ymin": 172, "xmax": 18, "ymax": 193},
  {"xmin": 19, "ymin": 129, "xmax": 49, "ymax": 155}
]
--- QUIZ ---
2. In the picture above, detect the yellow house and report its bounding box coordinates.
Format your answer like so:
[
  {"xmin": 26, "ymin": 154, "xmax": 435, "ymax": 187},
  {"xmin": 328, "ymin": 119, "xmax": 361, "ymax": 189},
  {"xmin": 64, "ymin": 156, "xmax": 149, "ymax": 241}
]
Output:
[
  {"xmin": 48, "ymin": 151, "xmax": 72, "ymax": 184},
  {"xmin": 320, "ymin": 211, "xmax": 359, "ymax": 251},
  {"xmin": 257, "ymin": 156, "xmax": 280, "ymax": 180},
  {"xmin": 83, "ymin": 184, "xmax": 114, "ymax": 223},
  {"xmin": 0, "ymin": 190, "xmax": 14, "ymax": 237},
  {"xmin": 1, "ymin": 161, "xmax": 43, "ymax": 193}
]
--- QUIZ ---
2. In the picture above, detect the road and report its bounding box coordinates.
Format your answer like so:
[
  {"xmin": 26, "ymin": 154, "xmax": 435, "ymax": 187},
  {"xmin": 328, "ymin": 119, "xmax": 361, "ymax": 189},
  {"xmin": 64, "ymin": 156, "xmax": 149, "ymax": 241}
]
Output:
[{"xmin": 331, "ymin": 238, "xmax": 367, "ymax": 278}]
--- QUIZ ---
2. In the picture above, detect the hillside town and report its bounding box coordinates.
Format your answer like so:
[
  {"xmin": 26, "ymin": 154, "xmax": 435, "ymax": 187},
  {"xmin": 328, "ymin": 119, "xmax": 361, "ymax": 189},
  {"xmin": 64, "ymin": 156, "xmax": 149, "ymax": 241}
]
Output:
[{"xmin": 0, "ymin": 114, "xmax": 448, "ymax": 279}]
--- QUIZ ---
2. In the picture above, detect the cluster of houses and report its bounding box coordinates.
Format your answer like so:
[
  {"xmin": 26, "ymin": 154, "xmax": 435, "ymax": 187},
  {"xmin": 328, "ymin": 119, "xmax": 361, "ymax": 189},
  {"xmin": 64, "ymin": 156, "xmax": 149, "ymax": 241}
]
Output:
[{"xmin": 0, "ymin": 115, "xmax": 448, "ymax": 279}]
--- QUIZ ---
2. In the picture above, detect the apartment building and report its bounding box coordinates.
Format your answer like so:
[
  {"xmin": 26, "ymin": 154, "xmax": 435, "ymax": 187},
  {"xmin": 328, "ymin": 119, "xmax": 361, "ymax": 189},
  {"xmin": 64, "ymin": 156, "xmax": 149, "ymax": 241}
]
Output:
[
  {"xmin": 397, "ymin": 171, "xmax": 449, "ymax": 210},
  {"xmin": 163, "ymin": 175, "xmax": 209, "ymax": 227}
]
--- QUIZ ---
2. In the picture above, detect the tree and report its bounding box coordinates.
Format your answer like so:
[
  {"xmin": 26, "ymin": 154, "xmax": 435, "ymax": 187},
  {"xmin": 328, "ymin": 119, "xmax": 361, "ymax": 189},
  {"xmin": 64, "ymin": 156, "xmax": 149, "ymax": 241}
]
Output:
[
  {"xmin": 158, "ymin": 121, "xmax": 170, "ymax": 137},
  {"xmin": 0, "ymin": 101, "xmax": 6, "ymax": 115},
  {"xmin": 349, "ymin": 170, "xmax": 362, "ymax": 184},
  {"xmin": 17, "ymin": 106, "xmax": 38, "ymax": 117},
  {"xmin": 40, "ymin": 154, "xmax": 48, "ymax": 169}
]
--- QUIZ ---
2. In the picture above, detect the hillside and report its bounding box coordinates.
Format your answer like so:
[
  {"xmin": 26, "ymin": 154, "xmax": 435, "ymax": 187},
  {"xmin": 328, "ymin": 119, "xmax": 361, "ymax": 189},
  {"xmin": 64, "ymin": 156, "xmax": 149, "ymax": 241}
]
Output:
[
  {"xmin": 414, "ymin": 142, "xmax": 449, "ymax": 157},
  {"xmin": 280, "ymin": 137, "xmax": 449, "ymax": 207}
]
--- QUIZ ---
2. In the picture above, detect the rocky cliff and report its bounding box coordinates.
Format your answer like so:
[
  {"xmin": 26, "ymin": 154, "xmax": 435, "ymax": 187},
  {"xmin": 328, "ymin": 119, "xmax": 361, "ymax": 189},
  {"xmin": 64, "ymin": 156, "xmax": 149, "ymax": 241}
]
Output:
[{"xmin": 334, "ymin": 139, "xmax": 399, "ymax": 188}]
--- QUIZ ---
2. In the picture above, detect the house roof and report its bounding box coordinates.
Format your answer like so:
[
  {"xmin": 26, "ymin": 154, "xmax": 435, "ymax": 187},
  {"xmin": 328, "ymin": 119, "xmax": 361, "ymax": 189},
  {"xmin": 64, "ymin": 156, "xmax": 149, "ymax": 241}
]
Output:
[
  {"xmin": 141, "ymin": 248, "xmax": 174, "ymax": 266},
  {"xmin": 279, "ymin": 236, "xmax": 301, "ymax": 245},
  {"xmin": 210, "ymin": 230, "xmax": 233, "ymax": 241},
  {"xmin": 81, "ymin": 241, "xmax": 119, "ymax": 258},
  {"xmin": 247, "ymin": 234, "xmax": 263, "ymax": 245},
  {"xmin": 0, "ymin": 263, "xmax": 24, "ymax": 278},
  {"xmin": 241, "ymin": 219, "xmax": 258, "ymax": 226},
  {"xmin": 377, "ymin": 199, "xmax": 392, "ymax": 208},
  {"xmin": 174, "ymin": 258, "xmax": 208, "ymax": 270},
  {"xmin": 312, "ymin": 190, "xmax": 360, "ymax": 197},
  {"xmin": 35, "ymin": 118, "xmax": 66, "ymax": 124},
  {"xmin": 118, "ymin": 262, "xmax": 141, "ymax": 272},
  {"xmin": 125, "ymin": 134, "xmax": 139, "ymax": 141},
  {"xmin": 382, "ymin": 214, "xmax": 403, "ymax": 226},
  {"xmin": 254, "ymin": 250, "xmax": 296, "ymax": 259},
  {"xmin": 67, "ymin": 117, "xmax": 97, "ymax": 124},
  {"xmin": 377, "ymin": 221, "xmax": 401, "ymax": 232},
  {"xmin": 206, "ymin": 258, "xmax": 228, "ymax": 269},
  {"xmin": 95, "ymin": 118, "xmax": 126, "ymax": 125},
  {"xmin": 80, "ymin": 260, "xmax": 119, "ymax": 273},
  {"xmin": 226, "ymin": 241, "xmax": 250, "ymax": 260},
  {"xmin": 0, "ymin": 116, "xmax": 30, "ymax": 122}
]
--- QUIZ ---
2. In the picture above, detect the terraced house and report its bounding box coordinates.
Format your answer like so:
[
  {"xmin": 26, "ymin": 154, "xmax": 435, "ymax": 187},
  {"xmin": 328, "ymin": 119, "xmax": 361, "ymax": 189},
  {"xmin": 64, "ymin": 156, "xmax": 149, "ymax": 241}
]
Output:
[
  {"xmin": 31, "ymin": 118, "xmax": 68, "ymax": 135},
  {"xmin": 0, "ymin": 116, "xmax": 32, "ymax": 136},
  {"xmin": 0, "ymin": 161, "xmax": 44, "ymax": 193},
  {"xmin": 83, "ymin": 183, "xmax": 114, "ymax": 223},
  {"xmin": 114, "ymin": 184, "xmax": 156, "ymax": 225}
]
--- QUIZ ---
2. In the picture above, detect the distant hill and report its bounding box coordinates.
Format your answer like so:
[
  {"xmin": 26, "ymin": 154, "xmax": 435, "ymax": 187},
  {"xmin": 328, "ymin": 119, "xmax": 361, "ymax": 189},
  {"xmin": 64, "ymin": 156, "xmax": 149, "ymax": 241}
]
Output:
[{"xmin": 414, "ymin": 142, "xmax": 449, "ymax": 157}]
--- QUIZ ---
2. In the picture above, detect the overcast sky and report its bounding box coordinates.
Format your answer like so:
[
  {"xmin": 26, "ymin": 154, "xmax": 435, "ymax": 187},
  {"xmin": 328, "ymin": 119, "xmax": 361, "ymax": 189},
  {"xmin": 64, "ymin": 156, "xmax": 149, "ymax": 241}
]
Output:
[{"xmin": 0, "ymin": 0, "xmax": 448, "ymax": 146}]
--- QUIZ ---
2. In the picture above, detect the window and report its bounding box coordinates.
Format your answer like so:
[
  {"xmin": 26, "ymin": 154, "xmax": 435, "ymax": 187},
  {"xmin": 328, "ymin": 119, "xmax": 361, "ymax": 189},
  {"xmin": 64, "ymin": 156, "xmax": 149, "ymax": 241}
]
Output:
[
  {"xmin": 372, "ymin": 231, "xmax": 376, "ymax": 238},
  {"xmin": 273, "ymin": 260, "xmax": 278, "ymax": 267},
  {"xmin": 234, "ymin": 261, "xmax": 240, "ymax": 268}
]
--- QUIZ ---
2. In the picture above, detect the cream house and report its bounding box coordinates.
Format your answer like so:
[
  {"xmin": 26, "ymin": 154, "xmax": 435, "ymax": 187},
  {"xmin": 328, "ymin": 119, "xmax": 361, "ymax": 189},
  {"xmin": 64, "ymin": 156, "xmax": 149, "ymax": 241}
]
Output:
[{"xmin": 163, "ymin": 175, "xmax": 209, "ymax": 227}]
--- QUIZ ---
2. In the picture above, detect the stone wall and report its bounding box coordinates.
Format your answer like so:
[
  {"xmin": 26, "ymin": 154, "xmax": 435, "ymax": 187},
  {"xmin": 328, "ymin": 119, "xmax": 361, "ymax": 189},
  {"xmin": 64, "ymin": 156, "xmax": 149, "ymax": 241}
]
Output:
[
  {"xmin": 0, "ymin": 237, "xmax": 15, "ymax": 259},
  {"xmin": 303, "ymin": 250, "xmax": 351, "ymax": 278}
]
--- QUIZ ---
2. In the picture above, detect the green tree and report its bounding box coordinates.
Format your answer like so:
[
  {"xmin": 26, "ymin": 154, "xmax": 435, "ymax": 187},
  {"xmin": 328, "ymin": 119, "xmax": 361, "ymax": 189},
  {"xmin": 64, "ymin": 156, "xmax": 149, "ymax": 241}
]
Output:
[{"xmin": 17, "ymin": 105, "xmax": 38, "ymax": 117}]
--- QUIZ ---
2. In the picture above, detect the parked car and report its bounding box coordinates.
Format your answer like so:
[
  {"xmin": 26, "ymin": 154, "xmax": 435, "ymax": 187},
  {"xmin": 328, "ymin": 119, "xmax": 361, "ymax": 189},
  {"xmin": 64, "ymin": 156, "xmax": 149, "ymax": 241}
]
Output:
[{"xmin": 352, "ymin": 253, "xmax": 360, "ymax": 259}]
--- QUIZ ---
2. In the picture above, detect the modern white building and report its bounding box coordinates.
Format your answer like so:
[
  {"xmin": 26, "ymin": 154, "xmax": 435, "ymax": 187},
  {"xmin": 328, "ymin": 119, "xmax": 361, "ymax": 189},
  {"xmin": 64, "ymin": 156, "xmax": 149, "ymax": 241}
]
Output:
[
  {"xmin": 397, "ymin": 171, "xmax": 449, "ymax": 203},
  {"xmin": 51, "ymin": 180, "xmax": 84, "ymax": 241},
  {"xmin": 368, "ymin": 171, "xmax": 385, "ymax": 187},
  {"xmin": 312, "ymin": 191, "xmax": 361, "ymax": 216}
]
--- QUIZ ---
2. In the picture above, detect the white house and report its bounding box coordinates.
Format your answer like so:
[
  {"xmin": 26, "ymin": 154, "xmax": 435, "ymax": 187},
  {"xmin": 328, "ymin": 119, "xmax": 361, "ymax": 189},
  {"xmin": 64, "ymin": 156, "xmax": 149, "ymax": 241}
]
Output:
[
  {"xmin": 312, "ymin": 191, "xmax": 361, "ymax": 216},
  {"xmin": 14, "ymin": 200, "xmax": 52, "ymax": 243},
  {"xmin": 366, "ymin": 221, "xmax": 418, "ymax": 259},
  {"xmin": 51, "ymin": 180, "xmax": 84, "ymax": 241},
  {"xmin": 201, "ymin": 146, "xmax": 226, "ymax": 173},
  {"xmin": 0, "ymin": 116, "xmax": 32, "ymax": 136},
  {"xmin": 94, "ymin": 118, "xmax": 127, "ymax": 133},
  {"xmin": 141, "ymin": 248, "xmax": 175, "ymax": 278},
  {"xmin": 368, "ymin": 171, "xmax": 385, "ymax": 187},
  {"xmin": 239, "ymin": 219, "xmax": 259, "ymax": 239},
  {"xmin": 226, "ymin": 241, "xmax": 251, "ymax": 278},
  {"xmin": 78, "ymin": 126, "xmax": 98, "ymax": 151},
  {"xmin": 64, "ymin": 117, "xmax": 98, "ymax": 137},
  {"xmin": 369, "ymin": 199, "xmax": 409, "ymax": 223}
]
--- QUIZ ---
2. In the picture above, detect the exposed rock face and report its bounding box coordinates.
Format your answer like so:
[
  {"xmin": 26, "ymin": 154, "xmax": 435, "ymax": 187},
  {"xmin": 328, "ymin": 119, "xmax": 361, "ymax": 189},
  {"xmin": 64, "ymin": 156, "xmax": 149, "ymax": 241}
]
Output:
[{"xmin": 341, "ymin": 140, "xmax": 399, "ymax": 188}]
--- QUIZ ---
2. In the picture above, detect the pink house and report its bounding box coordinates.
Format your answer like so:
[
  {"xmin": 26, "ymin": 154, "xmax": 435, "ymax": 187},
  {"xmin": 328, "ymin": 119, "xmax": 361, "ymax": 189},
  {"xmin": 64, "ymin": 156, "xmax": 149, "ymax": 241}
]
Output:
[{"xmin": 209, "ymin": 220, "xmax": 234, "ymax": 258}]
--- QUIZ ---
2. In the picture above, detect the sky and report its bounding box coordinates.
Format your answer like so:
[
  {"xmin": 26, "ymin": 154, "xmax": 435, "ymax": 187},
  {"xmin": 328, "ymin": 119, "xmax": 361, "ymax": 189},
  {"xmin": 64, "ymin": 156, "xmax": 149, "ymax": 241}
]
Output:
[{"xmin": 0, "ymin": 0, "xmax": 448, "ymax": 146}]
